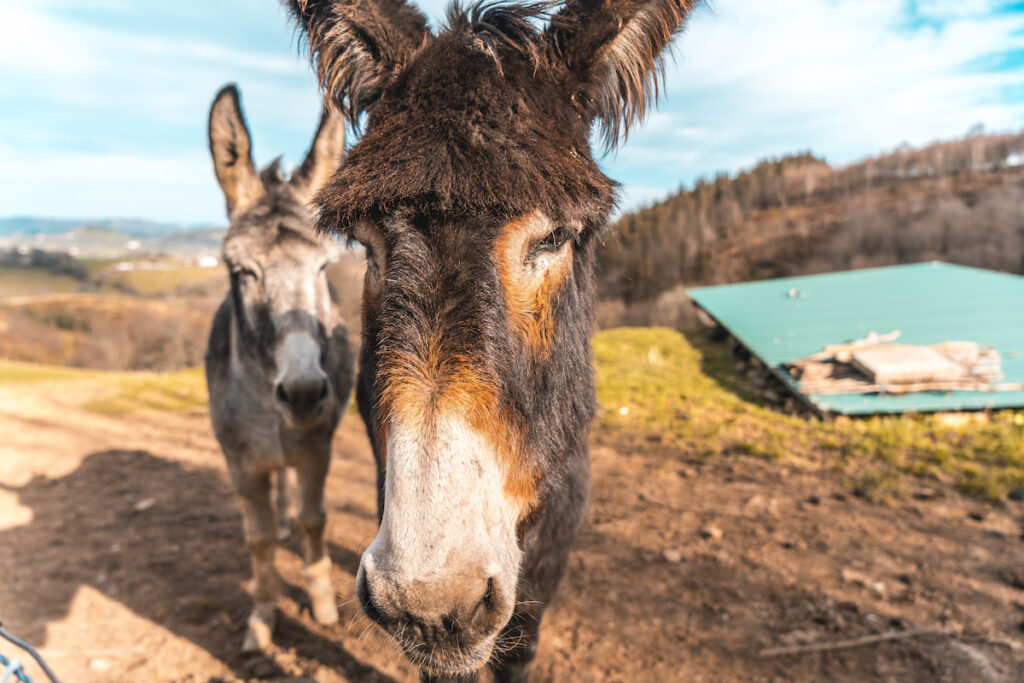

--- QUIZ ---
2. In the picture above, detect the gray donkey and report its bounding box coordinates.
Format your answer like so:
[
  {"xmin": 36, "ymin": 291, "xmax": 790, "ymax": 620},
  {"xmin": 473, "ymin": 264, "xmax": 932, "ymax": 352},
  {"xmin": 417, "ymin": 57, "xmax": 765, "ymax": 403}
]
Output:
[{"xmin": 204, "ymin": 84, "xmax": 354, "ymax": 652}]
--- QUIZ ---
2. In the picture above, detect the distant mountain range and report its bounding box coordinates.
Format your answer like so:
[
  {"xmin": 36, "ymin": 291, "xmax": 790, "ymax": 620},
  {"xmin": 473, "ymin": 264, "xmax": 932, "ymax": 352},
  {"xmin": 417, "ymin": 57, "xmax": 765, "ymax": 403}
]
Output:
[
  {"xmin": 0, "ymin": 216, "xmax": 222, "ymax": 238},
  {"xmin": 0, "ymin": 217, "xmax": 225, "ymax": 259}
]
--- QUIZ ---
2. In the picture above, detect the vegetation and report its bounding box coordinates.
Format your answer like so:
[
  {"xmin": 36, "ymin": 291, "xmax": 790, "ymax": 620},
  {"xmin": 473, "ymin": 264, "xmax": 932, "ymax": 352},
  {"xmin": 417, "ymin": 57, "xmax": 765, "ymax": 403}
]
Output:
[
  {"xmin": 594, "ymin": 328, "xmax": 1024, "ymax": 502},
  {"xmin": 0, "ymin": 359, "xmax": 100, "ymax": 385},
  {"xmin": 0, "ymin": 267, "xmax": 83, "ymax": 297},
  {"xmin": 100, "ymin": 264, "xmax": 221, "ymax": 296},
  {"xmin": 2, "ymin": 328, "xmax": 1023, "ymax": 502},
  {"xmin": 0, "ymin": 294, "xmax": 217, "ymax": 371},
  {"xmin": 599, "ymin": 129, "xmax": 1024, "ymax": 308},
  {"xmin": 83, "ymin": 367, "xmax": 207, "ymax": 415},
  {"xmin": 0, "ymin": 358, "xmax": 206, "ymax": 414}
]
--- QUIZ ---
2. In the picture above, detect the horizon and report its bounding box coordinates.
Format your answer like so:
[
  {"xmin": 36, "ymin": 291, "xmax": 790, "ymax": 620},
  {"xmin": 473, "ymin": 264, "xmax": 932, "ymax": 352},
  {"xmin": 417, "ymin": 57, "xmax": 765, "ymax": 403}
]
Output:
[
  {"xmin": 3, "ymin": 122, "xmax": 1021, "ymax": 231},
  {"xmin": 2, "ymin": 1, "xmax": 1023, "ymax": 224}
]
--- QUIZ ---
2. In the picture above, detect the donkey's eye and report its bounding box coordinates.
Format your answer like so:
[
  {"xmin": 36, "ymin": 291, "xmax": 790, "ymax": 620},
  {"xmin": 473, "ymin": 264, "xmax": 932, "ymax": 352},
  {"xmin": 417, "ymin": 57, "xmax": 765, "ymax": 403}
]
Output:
[
  {"xmin": 364, "ymin": 247, "xmax": 380, "ymax": 277},
  {"xmin": 533, "ymin": 227, "xmax": 574, "ymax": 256}
]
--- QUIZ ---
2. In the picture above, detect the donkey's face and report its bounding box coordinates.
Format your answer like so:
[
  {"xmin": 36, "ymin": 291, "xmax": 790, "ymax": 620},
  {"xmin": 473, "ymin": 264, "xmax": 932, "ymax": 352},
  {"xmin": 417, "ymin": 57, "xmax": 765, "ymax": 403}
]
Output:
[
  {"xmin": 288, "ymin": 0, "xmax": 695, "ymax": 674},
  {"xmin": 209, "ymin": 85, "xmax": 346, "ymax": 426}
]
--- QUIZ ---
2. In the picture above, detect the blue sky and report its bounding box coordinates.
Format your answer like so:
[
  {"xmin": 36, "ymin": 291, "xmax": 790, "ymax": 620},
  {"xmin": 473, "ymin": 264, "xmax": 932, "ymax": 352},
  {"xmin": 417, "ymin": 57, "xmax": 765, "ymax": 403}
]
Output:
[{"xmin": 1, "ymin": 0, "xmax": 1023, "ymax": 225}]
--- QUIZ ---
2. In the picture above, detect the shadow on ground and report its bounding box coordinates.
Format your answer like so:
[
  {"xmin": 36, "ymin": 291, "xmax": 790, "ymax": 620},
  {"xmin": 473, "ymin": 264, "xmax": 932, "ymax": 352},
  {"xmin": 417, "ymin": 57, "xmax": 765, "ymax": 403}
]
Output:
[{"xmin": 0, "ymin": 449, "xmax": 394, "ymax": 681}]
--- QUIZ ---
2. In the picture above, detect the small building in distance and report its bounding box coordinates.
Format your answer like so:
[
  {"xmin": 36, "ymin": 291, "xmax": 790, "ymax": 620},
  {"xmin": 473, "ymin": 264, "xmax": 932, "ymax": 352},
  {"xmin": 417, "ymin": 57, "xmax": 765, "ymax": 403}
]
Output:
[{"xmin": 689, "ymin": 262, "xmax": 1024, "ymax": 416}]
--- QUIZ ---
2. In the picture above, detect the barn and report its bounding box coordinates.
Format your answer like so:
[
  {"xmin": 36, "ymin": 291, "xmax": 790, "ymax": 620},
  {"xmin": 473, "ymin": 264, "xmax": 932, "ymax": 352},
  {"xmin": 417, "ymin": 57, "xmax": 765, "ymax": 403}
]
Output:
[{"xmin": 688, "ymin": 262, "xmax": 1024, "ymax": 416}]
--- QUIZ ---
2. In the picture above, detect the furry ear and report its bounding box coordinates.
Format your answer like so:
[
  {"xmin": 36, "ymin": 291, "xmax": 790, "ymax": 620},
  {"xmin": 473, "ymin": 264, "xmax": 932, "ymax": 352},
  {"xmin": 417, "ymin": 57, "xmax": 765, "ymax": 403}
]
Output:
[
  {"xmin": 208, "ymin": 84, "xmax": 263, "ymax": 215},
  {"xmin": 285, "ymin": 0, "xmax": 430, "ymax": 124},
  {"xmin": 291, "ymin": 104, "xmax": 346, "ymax": 201},
  {"xmin": 546, "ymin": 0, "xmax": 697, "ymax": 148}
]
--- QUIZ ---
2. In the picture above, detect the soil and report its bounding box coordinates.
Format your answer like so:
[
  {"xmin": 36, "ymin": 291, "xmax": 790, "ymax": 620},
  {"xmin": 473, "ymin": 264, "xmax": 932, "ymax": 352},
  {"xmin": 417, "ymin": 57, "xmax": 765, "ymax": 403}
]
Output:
[{"xmin": 2, "ymin": 378, "xmax": 1024, "ymax": 682}]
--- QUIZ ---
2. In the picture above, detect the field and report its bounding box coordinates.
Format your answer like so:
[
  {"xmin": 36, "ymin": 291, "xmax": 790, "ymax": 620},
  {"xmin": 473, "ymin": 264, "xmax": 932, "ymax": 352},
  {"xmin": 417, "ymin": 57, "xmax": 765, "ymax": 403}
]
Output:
[
  {"xmin": 2, "ymin": 329, "xmax": 1024, "ymax": 682},
  {"xmin": 0, "ymin": 266, "xmax": 82, "ymax": 297}
]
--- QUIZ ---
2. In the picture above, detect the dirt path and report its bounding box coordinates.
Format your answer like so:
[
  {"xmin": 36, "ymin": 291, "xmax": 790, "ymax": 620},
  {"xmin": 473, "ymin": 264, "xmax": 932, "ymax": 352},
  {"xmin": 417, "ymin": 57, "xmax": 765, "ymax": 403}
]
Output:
[{"xmin": 2, "ymin": 380, "xmax": 1024, "ymax": 682}]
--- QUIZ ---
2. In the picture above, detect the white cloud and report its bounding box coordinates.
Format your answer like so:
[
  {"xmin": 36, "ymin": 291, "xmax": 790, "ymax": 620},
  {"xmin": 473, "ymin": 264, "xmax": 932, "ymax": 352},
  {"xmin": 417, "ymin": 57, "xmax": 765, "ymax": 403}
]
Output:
[
  {"xmin": 0, "ymin": 145, "xmax": 225, "ymax": 224},
  {"xmin": 2, "ymin": 0, "xmax": 1023, "ymax": 222},
  {"xmin": 613, "ymin": 0, "xmax": 1024, "ymax": 188}
]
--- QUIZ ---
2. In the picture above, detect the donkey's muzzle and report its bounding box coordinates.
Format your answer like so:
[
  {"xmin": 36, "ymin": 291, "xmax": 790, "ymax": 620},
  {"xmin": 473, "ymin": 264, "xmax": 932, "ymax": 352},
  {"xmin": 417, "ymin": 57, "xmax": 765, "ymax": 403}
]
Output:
[
  {"xmin": 356, "ymin": 556, "xmax": 512, "ymax": 675},
  {"xmin": 274, "ymin": 331, "xmax": 330, "ymax": 425},
  {"xmin": 275, "ymin": 372, "xmax": 328, "ymax": 423}
]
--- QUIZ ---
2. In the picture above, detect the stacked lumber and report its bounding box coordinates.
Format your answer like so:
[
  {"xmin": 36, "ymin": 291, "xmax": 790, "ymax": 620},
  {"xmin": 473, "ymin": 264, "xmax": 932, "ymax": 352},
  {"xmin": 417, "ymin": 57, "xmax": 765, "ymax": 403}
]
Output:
[{"xmin": 787, "ymin": 332, "xmax": 1024, "ymax": 396}]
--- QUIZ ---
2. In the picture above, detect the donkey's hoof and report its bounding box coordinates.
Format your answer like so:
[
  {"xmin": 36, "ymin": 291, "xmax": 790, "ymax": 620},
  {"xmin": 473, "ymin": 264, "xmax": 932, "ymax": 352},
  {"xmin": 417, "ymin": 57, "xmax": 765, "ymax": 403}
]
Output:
[
  {"xmin": 309, "ymin": 579, "xmax": 339, "ymax": 625},
  {"xmin": 306, "ymin": 557, "xmax": 339, "ymax": 625},
  {"xmin": 276, "ymin": 520, "xmax": 292, "ymax": 541},
  {"xmin": 242, "ymin": 605, "xmax": 276, "ymax": 652},
  {"xmin": 311, "ymin": 592, "xmax": 339, "ymax": 625}
]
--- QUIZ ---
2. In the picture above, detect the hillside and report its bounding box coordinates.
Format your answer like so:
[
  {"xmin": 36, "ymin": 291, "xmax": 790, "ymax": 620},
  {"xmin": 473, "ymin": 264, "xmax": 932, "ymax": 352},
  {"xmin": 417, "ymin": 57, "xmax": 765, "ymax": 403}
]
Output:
[
  {"xmin": 0, "ymin": 216, "xmax": 214, "ymax": 238},
  {"xmin": 599, "ymin": 130, "xmax": 1024, "ymax": 307}
]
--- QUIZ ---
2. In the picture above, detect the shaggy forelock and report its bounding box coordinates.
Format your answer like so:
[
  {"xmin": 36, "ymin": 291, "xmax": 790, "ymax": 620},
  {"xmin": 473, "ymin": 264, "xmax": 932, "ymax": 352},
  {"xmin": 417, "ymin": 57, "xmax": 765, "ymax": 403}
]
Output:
[
  {"xmin": 443, "ymin": 1, "xmax": 555, "ymax": 67},
  {"xmin": 225, "ymin": 160, "xmax": 320, "ymax": 248}
]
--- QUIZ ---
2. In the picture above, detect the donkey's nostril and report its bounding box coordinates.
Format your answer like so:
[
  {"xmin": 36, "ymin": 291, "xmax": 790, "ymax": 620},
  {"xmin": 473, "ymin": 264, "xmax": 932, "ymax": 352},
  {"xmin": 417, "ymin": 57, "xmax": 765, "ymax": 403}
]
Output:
[
  {"xmin": 275, "ymin": 374, "xmax": 328, "ymax": 421},
  {"xmin": 482, "ymin": 576, "xmax": 496, "ymax": 610}
]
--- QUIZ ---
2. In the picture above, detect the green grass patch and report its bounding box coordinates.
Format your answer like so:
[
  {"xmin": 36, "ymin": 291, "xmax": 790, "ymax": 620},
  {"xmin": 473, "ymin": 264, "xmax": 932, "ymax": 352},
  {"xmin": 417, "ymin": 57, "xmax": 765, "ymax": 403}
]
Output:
[
  {"xmin": 84, "ymin": 367, "xmax": 208, "ymax": 415},
  {"xmin": 0, "ymin": 360, "xmax": 98, "ymax": 385},
  {"xmin": 0, "ymin": 359, "xmax": 207, "ymax": 414},
  {"xmin": 594, "ymin": 327, "xmax": 1024, "ymax": 503}
]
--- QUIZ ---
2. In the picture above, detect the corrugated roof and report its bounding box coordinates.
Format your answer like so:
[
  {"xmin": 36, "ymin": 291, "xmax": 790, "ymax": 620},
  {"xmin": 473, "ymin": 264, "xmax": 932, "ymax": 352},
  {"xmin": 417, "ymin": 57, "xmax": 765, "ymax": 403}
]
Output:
[{"xmin": 688, "ymin": 262, "xmax": 1024, "ymax": 415}]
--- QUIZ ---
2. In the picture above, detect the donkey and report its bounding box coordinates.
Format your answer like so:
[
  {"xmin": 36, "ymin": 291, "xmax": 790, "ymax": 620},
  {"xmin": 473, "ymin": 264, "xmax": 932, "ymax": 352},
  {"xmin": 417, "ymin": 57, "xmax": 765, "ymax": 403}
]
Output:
[
  {"xmin": 285, "ymin": 0, "xmax": 698, "ymax": 679},
  {"xmin": 204, "ymin": 84, "xmax": 354, "ymax": 652}
]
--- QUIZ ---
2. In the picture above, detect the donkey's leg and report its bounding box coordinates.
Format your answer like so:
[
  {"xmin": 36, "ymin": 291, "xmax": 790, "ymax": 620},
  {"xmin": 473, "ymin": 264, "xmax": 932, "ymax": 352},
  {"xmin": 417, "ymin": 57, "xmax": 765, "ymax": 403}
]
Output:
[
  {"xmin": 296, "ymin": 453, "xmax": 338, "ymax": 625},
  {"xmin": 236, "ymin": 471, "xmax": 280, "ymax": 652},
  {"xmin": 274, "ymin": 467, "xmax": 296, "ymax": 540}
]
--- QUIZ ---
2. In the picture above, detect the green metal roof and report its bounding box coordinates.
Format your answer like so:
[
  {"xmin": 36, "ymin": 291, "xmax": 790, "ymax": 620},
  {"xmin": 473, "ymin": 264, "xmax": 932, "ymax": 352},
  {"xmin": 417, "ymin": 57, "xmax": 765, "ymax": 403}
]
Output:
[{"xmin": 688, "ymin": 262, "xmax": 1024, "ymax": 415}]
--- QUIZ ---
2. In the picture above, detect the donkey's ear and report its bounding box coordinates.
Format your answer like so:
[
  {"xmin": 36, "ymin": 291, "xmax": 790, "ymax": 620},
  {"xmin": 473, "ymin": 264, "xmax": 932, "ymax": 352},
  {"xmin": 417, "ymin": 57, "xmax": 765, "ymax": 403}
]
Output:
[
  {"xmin": 291, "ymin": 104, "xmax": 346, "ymax": 201},
  {"xmin": 285, "ymin": 0, "xmax": 430, "ymax": 123},
  {"xmin": 547, "ymin": 0, "xmax": 698, "ymax": 148},
  {"xmin": 208, "ymin": 84, "xmax": 263, "ymax": 215}
]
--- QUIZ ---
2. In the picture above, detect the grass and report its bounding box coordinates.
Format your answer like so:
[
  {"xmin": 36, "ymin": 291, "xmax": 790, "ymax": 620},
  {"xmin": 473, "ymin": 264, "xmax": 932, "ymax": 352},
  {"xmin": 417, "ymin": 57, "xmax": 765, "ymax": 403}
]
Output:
[
  {"xmin": 3, "ymin": 326, "xmax": 1023, "ymax": 502},
  {"xmin": 594, "ymin": 327, "xmax": 1024, "ymax": 503},
  {"xmin": 105, "ymin": 266, "xmax": 221, "ymax": 296},
  {"xmin": 0, "ymin": 267, "xmax": 82, "ymax": 297},
  {"xmin": 0, "ymin": 360, "xmax": 98, "ymax": 385},
  {"xmin": 83, "ymin": 367, "xmax": 208, "ymax": 415},
  {"xmin": 0, "ymin": 359, "xmax": 207, "ymax": 414}
]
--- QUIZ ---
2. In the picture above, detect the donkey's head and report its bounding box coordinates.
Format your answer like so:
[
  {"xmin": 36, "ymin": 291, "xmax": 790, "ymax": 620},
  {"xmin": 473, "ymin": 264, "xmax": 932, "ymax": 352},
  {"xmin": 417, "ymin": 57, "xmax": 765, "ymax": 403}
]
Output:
[
  {"xmin": 287, "ymin": 0, "xmax": 695, "ymax": 674},
  {"xmin": 209, "ymin": 84, "xmax": 346, "ymax": 427}
]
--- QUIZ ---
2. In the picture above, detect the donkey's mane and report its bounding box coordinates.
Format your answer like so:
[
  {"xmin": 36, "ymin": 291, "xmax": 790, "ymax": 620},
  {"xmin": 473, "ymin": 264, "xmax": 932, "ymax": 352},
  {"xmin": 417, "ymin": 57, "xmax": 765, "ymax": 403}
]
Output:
[
  {"xmin": 226, "ymin": 159, "xmax": 320, "ymax": 246},
  {"xmin": 443, "ymin": 1, "xmax": 554, "ymax": 66}
]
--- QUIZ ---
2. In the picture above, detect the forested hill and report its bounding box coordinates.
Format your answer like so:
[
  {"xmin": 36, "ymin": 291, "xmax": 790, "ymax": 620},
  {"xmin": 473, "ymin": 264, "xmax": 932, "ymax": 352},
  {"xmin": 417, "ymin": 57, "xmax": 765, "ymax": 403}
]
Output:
[{"xmin": 598, "ymin": 130, "xmax": 1024, "ymax": 304}]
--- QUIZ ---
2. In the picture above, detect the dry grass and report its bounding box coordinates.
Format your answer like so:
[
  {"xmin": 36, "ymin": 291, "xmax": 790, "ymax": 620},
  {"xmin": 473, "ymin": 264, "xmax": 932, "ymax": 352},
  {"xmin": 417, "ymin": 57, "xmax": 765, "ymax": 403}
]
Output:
[
  {"xmin": 0, "ymin": 267, "xmax": 82, "ymax": 297},
  {"xmin": 103, "ymin": 266, "xmax": 222, "ymax": 296}
]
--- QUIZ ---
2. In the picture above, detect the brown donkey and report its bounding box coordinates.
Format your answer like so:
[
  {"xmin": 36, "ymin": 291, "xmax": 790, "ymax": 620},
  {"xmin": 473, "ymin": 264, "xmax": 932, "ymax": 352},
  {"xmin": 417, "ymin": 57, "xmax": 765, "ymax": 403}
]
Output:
[
  {"xmin": 285, "ymin": 1, "xmax": 697, "ymax": 679},
  {"xmin": 204, "ymin": 84, "xmax": 354, "ymax": 652}
]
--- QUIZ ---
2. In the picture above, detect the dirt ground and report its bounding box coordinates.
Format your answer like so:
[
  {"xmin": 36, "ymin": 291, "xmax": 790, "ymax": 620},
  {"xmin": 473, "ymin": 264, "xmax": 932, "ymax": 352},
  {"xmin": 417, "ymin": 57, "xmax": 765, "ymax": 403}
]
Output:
[{"xmin": 2, "ymin": 378, "xmax": 1024, "ymax": 682}]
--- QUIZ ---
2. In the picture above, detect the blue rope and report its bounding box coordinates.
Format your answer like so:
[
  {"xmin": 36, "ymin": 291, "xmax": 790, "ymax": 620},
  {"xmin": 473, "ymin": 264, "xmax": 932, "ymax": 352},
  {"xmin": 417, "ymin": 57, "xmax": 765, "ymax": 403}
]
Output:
[
  {"xmin": 0, "ymin": 625, "xmax": 58, "ymax": 683},
  {"xmin": 0, "ymin": 653, "xmax": 32, "ymax": 683}
]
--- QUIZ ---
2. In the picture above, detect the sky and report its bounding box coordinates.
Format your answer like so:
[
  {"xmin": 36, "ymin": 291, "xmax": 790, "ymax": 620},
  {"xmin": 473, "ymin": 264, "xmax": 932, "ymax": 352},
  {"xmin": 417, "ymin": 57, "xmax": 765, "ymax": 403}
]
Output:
[{"xmin": 1, "ymin": 0, "xmax": 1023, "ymax": 225}]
